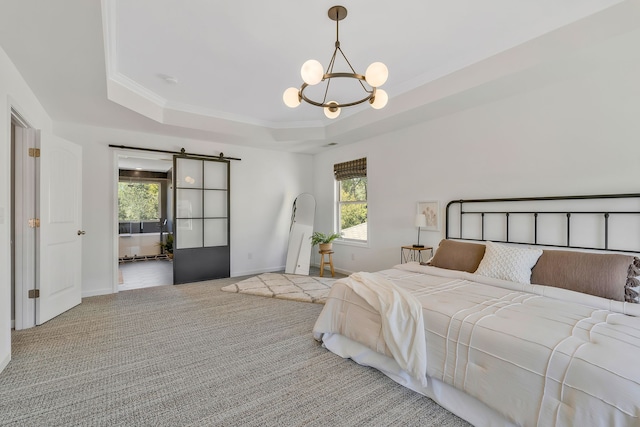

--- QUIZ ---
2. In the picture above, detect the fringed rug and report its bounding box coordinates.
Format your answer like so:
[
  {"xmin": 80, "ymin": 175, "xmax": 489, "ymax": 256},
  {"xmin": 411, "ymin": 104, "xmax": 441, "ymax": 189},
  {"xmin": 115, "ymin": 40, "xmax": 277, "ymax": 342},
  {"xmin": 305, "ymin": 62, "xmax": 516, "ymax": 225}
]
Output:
[{"xmin": 221, "ymin": 273, "xmax": 336, "ymax": 304}]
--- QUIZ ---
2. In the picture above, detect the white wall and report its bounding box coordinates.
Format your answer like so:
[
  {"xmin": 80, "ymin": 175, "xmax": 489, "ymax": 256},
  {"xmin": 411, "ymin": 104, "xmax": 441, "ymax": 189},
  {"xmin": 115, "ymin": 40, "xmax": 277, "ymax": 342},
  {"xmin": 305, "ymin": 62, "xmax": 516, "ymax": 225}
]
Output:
[
  {"xmin": 0, "ymin": 46, "xmax": 53, "ymax": 371},
  {"xmin": 313, "ymin": 28, "xmax": 640, "ymax": 274},
  {"xmin": 2, "ymin": 10, "xmax": 638, "ymax": 374},
  {"xmin": 54, "ymin": 123, "xmax": 314, "ymax": 297},
  {"xmin": 1, "ymin": 41, "xmax": 312, "ymax": 369}
]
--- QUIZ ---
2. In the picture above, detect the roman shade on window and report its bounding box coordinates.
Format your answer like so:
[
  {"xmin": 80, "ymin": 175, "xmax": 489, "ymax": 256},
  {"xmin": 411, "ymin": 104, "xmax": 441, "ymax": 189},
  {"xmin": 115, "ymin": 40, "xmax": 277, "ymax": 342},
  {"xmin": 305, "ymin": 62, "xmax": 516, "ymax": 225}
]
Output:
[{"xmin": 333, "ymin": 158, "xmax": 367, "ymax": 181}]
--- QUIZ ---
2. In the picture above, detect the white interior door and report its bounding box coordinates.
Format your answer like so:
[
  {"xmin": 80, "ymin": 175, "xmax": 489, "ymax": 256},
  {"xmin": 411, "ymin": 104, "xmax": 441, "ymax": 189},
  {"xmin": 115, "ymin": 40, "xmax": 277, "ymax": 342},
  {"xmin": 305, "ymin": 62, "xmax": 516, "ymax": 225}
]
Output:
[{"xmin": 37, "ymin": 131, "xmax": 82, "ymax": 324}]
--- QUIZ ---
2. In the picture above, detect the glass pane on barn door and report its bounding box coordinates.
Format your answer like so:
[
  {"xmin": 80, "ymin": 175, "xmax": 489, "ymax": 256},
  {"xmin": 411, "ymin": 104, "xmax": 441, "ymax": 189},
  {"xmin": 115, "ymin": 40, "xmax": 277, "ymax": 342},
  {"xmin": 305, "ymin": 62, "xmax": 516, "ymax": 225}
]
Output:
[
  {"xmin": 176, "ymin": 189, "xmax": 203, "ymax": 219},
  {"xmin": 204, "ymin": 190, "xmax": 227, "ymax": 218},
  {"xmin": 176, "ymin": 218, "xmax": 203, "ymax": 249},
  {"xmin": 176, "ymin": 158, "xmax": 202, "ymax": 188},
  {"xmin": 173, "ymin": 155, "xmax": 230, "ymax": 284},
  {"xmin": 205, "ymin": 219, "xmax": 227, "ymax": 247},
  {"xmin": 204, "ymin": 161, "xmax": 227, "ymax": 189}
]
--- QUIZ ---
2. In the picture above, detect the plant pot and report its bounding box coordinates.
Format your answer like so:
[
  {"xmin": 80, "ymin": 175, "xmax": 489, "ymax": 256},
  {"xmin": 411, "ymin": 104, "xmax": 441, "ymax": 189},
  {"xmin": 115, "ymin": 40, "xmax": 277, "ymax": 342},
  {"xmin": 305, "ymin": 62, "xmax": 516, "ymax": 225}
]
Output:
[{"xmin": 319, "ymin": 243, "xmax": 333, "ymax": 252}]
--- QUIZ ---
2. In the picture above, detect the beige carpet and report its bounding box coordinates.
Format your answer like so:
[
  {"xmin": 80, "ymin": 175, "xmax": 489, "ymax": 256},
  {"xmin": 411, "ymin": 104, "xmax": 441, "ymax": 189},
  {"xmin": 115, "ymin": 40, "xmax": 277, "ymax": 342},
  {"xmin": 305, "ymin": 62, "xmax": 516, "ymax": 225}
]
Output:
[
  {"xmin": 221, "ymin": 272, "xmax": 336, "ymax": 304},
  {"xmin": 1, "ymin": 276, "xmax": 471, "ymax": 426}
]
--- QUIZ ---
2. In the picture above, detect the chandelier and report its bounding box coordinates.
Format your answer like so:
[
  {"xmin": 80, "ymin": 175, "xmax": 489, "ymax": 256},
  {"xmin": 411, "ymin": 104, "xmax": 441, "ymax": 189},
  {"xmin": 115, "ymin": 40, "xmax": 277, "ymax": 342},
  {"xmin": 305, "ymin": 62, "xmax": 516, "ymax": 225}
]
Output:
[{"xmin": 282, "ymin": 5, "xmax": 389, "ymax": 119}]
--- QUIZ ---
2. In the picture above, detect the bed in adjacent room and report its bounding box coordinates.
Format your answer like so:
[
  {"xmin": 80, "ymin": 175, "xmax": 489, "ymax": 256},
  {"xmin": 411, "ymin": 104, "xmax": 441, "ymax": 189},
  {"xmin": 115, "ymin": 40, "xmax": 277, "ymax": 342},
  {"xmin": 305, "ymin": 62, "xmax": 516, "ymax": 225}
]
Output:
[{"xmin": 313, "ymin": 194, "xmax": 640, "ymax": 427}]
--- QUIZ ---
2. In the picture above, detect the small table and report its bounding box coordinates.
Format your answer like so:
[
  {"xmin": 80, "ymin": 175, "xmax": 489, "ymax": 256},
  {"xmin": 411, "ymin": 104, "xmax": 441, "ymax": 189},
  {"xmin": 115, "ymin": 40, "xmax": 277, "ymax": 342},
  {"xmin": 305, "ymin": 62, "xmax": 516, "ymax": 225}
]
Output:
[
  {"xmin": 319, "ymin": 250, "xmax": 335, "ymax": 277},
  {"xmin": 401, "ymin": 246, "xmax": 433, "ymax": 264}
]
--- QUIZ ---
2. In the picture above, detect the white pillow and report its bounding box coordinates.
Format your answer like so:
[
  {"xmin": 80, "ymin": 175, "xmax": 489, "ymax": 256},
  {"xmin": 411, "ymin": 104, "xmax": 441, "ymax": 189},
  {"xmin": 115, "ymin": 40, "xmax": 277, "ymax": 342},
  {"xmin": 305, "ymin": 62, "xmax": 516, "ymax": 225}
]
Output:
[{"xmin": 474, "ymin": 241, "xmax": 543, "ymax": 284}]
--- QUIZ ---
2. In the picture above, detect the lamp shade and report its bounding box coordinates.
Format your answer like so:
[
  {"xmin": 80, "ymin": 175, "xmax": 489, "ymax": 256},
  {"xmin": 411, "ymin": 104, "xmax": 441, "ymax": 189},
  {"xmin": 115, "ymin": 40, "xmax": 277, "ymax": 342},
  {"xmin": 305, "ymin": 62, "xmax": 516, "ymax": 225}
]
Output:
[
  {"xmin": 324, "ymin": 101, "xmax": 341, "ymax": 119},
  {"xmin": 415, "ymin": 213, "xmax": 427, "ymax": 228},
  {"xmin": 365, "ymin": 62, "xmax": 388, "ymax": 87},
  {"xmin": 301, "ymin": 59, "xmax": 324, "ymax": 85},
  {"xmin": 370, "ymin": 89, "xmax": 388, "ymax": 109},
  {"xmin": 283, "ymin": 87, "xmax": 301, "ymax": 108}
]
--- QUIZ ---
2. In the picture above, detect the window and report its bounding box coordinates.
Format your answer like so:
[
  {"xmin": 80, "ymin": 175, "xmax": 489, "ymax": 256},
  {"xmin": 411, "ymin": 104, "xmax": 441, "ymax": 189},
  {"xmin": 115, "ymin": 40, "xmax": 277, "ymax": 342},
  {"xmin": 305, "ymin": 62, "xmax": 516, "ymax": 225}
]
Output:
[
  {"xmin": 334, "ymin": 158, "xmax": 367, "ymax": 243},
  {"xmin": 118, "ymin": 181, "xmax": 161, "ymax": 233}
]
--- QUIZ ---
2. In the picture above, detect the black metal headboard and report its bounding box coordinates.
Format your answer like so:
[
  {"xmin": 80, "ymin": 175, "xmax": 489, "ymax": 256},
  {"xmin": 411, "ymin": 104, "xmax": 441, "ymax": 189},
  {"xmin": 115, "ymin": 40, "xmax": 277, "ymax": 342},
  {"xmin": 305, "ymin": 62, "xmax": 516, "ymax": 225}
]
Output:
[{"xmin": 445, "ymin": 193, "xmax": 640, "ymax": 254}]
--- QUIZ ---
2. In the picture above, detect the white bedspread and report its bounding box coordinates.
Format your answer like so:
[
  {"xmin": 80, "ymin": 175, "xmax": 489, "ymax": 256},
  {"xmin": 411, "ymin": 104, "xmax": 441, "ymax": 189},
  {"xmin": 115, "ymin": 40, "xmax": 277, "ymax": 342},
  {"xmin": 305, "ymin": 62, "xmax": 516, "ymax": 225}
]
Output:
[
  {"xmin": 313, "ymin": 263, "xmax": 640, "ymax": 426},
  {"xmin": 313, "ymin": 271, "xmax": 427, "ymax": 384}
]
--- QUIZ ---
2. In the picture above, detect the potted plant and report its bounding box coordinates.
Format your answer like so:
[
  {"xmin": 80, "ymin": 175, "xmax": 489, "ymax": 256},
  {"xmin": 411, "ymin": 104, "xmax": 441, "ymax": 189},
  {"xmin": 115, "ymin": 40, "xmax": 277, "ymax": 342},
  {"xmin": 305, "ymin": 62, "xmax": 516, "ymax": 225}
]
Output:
[
  {"xmin": 310, "ymin": 231, "xmax": 341, "ymax": 252},
  {"xmin": 158, "ymin": 233, "xmax": 174, "ymax": 259}
]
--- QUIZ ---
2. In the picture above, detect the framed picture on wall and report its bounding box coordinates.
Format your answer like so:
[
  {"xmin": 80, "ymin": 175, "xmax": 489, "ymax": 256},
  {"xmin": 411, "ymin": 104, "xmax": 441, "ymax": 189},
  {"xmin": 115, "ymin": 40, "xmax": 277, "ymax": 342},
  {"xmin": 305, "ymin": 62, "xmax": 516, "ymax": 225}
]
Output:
[{"xmin": 417, "ymin": 201, "xmax": 440, "ymax": 231}]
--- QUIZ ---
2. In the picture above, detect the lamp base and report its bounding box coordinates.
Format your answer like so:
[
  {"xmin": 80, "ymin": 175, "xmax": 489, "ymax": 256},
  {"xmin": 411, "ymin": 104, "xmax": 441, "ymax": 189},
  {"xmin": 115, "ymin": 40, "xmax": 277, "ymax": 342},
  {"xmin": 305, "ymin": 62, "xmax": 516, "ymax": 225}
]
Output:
[{"xmin": 412, "ymin": 244, "xmax": 425, "ymax": 248}]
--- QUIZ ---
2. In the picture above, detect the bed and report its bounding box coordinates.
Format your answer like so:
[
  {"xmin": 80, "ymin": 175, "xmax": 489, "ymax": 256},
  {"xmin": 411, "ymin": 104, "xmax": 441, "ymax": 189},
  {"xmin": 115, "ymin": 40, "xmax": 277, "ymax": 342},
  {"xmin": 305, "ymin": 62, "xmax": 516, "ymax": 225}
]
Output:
[{"xmin": 313, "ymin": 194, "xmax": 640, "ymax": 427}]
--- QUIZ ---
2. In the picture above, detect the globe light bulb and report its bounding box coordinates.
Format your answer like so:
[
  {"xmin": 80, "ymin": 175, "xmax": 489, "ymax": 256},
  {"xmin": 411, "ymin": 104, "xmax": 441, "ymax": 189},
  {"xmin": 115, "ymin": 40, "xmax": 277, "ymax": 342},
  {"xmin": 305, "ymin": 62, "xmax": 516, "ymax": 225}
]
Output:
[
  {"xmin": 283, "ymin": 87, "xmax": 301, "ymax": 108},
  {"xmin": 370, "ymin": 89, "xmax": 388, "ymax": 109},
  {"xmin": 324, "ymin": 101, "xmax": 341, "ymax": 119},
  {"xmin": 365, "ymin": 62, "xmax": 388, "ymax": 87},
  {"xmin": 301, "ymin": 59, "xmax": 324, "ymax": 85}
]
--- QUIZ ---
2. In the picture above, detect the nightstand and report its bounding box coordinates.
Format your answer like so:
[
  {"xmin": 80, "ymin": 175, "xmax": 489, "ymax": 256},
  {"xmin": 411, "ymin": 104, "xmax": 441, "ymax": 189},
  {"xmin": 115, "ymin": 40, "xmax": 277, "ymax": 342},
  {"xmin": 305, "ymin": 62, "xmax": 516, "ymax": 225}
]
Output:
[{"xmin": 401, "ymin": 246, "xmax": 434, "ymax": 264}]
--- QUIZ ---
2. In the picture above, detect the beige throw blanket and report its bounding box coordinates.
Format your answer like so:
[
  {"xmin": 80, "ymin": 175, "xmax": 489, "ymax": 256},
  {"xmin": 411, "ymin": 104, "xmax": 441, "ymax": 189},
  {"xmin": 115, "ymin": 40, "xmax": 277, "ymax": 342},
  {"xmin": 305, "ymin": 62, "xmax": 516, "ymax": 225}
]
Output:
[{"xmin": 314, "ymin": 272, "xmax": 427, "ymax": 384}]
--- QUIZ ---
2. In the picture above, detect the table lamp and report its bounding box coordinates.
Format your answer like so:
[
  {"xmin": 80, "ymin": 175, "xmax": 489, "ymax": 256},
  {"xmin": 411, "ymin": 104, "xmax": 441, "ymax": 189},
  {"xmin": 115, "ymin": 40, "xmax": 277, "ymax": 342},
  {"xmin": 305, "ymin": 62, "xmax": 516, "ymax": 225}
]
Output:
[{"xmin": 414, "ymin": 214, "xmax": 427, "ymax": 248}]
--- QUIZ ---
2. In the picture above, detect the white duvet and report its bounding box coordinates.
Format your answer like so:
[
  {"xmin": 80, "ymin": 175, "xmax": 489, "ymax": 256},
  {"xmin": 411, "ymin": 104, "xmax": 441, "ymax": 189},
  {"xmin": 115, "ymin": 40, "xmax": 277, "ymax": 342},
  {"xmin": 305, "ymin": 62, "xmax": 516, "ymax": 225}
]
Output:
[
  {"xmin": 313, "ymin": 263, "xmax": 640, "ymax": 427},
  {"xmin": 314, "ymin": 271, "xmax": 427, "ymax": 384}
]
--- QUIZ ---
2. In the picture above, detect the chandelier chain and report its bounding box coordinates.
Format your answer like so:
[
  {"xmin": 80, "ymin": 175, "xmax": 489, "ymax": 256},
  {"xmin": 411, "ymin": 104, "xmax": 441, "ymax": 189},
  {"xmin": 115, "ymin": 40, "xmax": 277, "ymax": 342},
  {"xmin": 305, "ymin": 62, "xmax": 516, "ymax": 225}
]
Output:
[
  {"xmin": 337, "ymin": 47, "xmax": 368, "ymax": 93},
  {"xmin": 323, "ymin": 48, "xmax": 339, "ymax": 105}
]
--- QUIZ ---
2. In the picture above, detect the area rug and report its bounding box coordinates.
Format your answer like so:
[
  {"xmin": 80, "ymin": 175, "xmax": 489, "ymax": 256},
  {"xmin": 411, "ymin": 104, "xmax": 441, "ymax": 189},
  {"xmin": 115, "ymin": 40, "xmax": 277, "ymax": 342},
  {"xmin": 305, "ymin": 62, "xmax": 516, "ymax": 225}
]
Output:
[{"xmin": 221, "ymin": 273, "xmax": 336, "ymax": 304}]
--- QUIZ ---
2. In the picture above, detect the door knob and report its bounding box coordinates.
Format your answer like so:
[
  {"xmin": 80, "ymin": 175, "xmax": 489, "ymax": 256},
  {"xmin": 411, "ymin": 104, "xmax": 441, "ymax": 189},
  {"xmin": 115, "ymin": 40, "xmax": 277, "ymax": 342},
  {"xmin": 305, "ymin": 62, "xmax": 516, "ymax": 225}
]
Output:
[{"xmin": 77, "ymin": 230, "xmax": 86, "ymax": 235}]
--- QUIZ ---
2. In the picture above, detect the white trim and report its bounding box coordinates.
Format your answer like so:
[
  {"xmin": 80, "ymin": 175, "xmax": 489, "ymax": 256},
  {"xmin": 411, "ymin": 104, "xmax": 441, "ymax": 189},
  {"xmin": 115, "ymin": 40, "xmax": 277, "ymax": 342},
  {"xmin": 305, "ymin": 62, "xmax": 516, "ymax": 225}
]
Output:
[
  {"xmin": 231, "ymin": 266, "xmax": 286, "ymax": 278},
  {"xmin": 112, "ymin": 150, "xmax": 120, "ymax": 294},
  {"xmin": 100, "ymin": 0, "xmax": 118, "ymax": 77},
  {"xmin": 13, "ymin": 126, "xmax": 37, "ymax": 330},
  {"xmin": 335, "ymin": 176, "xmax": 368, "ymax": 245},
  {"xmin": 10, "ymin": 108, "xmax": 30, "ymax": 128},
  {"xmin": 334, "ymin": 239, "xmax": 369, "ymax": 249},
  {"xmin": 101, "ymin": 1, "xmax": 326, "ymax": 131},
  {"xmin": 82, "ymin": 288, "xmax": 115, "ymax": 298},
  {"xmin": 311, "ymin": 262, "xmax": 352, "ymax": 277},
  {"xmin": 0, "ymin": 353, "xmax": 10, "ymax": 373}
]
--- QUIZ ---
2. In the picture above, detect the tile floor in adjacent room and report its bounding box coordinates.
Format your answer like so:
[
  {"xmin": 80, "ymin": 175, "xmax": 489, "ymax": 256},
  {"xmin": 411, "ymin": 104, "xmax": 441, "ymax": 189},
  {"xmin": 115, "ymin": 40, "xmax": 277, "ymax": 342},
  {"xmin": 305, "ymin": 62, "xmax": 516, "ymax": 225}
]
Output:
[
  {"xmin": 118, "ymin": 259, "xmax": 174, "ymax": 291},
  {"xmin": 118, "ymin": 260, "xmax": 344, "ymax": 292}
]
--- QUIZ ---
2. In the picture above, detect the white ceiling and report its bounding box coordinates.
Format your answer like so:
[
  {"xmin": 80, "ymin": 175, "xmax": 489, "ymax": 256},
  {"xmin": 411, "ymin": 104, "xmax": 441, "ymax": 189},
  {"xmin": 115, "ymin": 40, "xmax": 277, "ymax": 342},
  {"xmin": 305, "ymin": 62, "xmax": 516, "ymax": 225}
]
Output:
[
  {"xmin": 0, "ymin": 0, "xmax": 635, "ymax": 156},
  {"xmin": 118, "ymin": 155, "xmax": 173, "ymax": 172}
]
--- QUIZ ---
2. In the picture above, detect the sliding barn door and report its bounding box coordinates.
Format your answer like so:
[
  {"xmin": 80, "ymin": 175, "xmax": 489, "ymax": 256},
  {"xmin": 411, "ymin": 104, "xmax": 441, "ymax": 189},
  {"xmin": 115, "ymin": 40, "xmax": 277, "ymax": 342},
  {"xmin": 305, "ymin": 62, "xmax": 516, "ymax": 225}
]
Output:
[{"xmin": 172, "ymin": 156, "xmax": 230, "ymax": 284}]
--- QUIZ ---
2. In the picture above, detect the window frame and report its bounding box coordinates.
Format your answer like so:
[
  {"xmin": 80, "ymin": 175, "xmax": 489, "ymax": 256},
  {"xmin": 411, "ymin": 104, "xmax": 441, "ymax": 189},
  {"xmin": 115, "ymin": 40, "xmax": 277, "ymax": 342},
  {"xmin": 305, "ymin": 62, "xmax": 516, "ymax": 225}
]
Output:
[
  {"xmin": 117, "ymin": 179, "xmax": 165, "ymax": 235},
  {"xmin": 334, "ymin": 175, "xmax": 368, "ymax": 246},
  {"xmin": 117, "ymin": 180, "xmax": 162, "ymax": 222}
]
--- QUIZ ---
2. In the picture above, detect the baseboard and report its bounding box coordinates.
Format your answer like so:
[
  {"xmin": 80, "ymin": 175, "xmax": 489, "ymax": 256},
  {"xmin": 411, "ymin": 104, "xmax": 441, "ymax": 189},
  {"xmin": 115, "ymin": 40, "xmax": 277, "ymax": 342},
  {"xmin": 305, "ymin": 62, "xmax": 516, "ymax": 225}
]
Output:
[
  {"xmin": 0, "ymin": 353, "xmax": 10, "ymax": 373},
  {"xmin": 231, "ymin": 265, "xmax": 286, "ymax": 278},
  {"xmin": 82, "ymin": 288, "xmax": 115, "ymax": 298},
  {"xmin": 311, "ymin": 262, "xmax": 352, "ymax": 277}
]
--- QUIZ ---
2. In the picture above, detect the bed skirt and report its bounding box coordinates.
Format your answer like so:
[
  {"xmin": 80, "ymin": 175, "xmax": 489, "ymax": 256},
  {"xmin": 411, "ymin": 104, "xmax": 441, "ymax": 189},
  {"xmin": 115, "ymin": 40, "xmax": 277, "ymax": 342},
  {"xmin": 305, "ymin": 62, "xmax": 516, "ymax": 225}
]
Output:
[{"xmin": 321, "ymin": 333, "xmax": 515, "ymax": 427}]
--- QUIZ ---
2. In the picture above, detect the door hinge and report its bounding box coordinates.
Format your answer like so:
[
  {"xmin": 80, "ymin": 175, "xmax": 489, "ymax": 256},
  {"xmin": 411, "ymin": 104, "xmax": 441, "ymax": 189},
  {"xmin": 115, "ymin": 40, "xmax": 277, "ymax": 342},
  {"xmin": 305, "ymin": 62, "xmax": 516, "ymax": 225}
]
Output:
[
  {"xmin": 28, "ymin": 218, "xmax": 40, "ymax": 228},
  {"xmin": 28, "ymin": 289, "xmax": 40, "ymax": 299},
  {"xmin": 28, "ymin": 148, "xmax": 41, "ymax": 158}
]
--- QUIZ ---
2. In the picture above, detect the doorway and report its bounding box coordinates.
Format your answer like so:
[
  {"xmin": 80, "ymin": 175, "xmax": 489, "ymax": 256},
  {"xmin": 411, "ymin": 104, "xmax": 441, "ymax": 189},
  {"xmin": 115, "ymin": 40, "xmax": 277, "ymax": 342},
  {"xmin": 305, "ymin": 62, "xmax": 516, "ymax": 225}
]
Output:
[
  {"xmin": 11, "ymin": 119, "xmax": 15, "ymax": 329},
  {"xmin": 11, "ymin": 111, "xmax": 83, "ymax": 329},
  {"xmin": 116, "ymin": 153, "xmax": 174, "ymax": 291},
  {"xmin": 11, "ymin": 111, "xmax": 35, "ymax": 330},
  {"xmin": 172, "ymin": 155, "xmax": 230, "ymax": 284}
]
